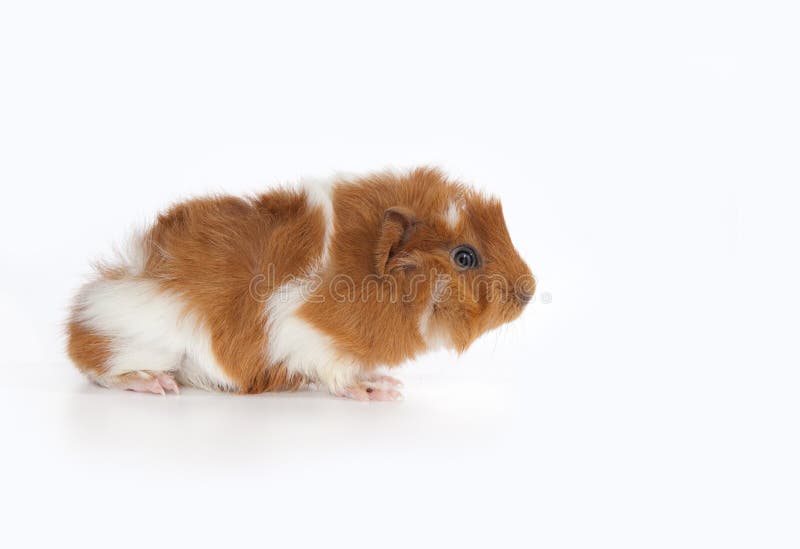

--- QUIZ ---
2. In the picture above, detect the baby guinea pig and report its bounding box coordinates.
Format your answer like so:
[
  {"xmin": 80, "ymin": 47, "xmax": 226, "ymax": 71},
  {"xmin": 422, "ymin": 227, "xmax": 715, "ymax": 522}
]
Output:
[{"xmin": 66, "ymin": 167, "xmax": 535, "ymax": 400}]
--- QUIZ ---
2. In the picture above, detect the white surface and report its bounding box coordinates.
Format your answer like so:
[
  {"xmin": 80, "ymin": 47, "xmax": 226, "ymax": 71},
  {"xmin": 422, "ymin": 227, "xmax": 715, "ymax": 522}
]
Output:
[{"xmin": 0, "ymin": 1, "xmax": 798, "ymax": 548}]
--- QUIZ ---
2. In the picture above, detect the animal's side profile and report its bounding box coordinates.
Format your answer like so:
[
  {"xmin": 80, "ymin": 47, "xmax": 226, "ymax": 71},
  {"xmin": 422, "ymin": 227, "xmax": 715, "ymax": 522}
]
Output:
[{"xmin": 66, "ymin": 167, "xmax": 534, "ymax": 400}]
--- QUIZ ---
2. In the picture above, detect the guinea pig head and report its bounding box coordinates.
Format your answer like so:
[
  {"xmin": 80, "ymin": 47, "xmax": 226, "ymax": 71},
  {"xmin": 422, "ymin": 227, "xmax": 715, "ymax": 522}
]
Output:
[{"xmin": 373, "ymin": 186, "xmax": 534, "ymax": 354}]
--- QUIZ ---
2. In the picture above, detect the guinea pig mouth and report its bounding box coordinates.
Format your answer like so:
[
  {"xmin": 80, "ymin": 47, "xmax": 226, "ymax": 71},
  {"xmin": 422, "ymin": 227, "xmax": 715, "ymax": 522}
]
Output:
[
  {"xmin": 501, "ymin": 288, "xmax": 532, "ymax": 320},
  {"xmin": 503, "ymin": 301, "xmax": 525, "ymax": 321}
]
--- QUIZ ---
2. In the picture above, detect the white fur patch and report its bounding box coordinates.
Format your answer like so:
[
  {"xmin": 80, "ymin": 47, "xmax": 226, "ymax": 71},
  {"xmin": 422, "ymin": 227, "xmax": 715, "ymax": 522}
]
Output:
[
  {"xmin": 301, "ymin": 177, "xmax": 336, "ymax": 267},
  {"xmin": 444, "ymin": 200, "xmax": 463, "ymax": 230},
  {"xmin": 264, "ymin": 279, "xmax": 359, "ymax": 393},
  {"xmin": 74, "ymin": 277, "xmax": 237, "ymax": 391},
  {"xmin": 418, "ymin": 274, "xmax": 452, "ymax": 350}
]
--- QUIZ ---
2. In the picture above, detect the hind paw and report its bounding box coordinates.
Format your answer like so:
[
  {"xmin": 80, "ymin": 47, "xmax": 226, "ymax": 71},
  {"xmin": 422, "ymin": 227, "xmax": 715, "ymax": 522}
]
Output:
[{"xmin": 108, "ymin": 371, "xmax": 180, "ymax": 395}]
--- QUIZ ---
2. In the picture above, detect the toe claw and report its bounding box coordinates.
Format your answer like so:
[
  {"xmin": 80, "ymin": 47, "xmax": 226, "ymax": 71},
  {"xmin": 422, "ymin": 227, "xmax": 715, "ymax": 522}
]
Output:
[
  {"xmin": 151, "ymin": 380, "xmax": 166, "ymax": 396},
  {"xmin": 156, "ymin": 374, "xmax": 180, "ymax": 395}
]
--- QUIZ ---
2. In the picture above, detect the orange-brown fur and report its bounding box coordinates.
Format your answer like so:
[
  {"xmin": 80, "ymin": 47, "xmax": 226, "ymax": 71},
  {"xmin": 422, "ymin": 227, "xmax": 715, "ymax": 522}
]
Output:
[
  {"xmin": 67, "ymin": 167, "xmax": 533, "ymax": 394},
  {"xmin": 66, "ymin": 318, "xmax": 113, "ymax": 376}
]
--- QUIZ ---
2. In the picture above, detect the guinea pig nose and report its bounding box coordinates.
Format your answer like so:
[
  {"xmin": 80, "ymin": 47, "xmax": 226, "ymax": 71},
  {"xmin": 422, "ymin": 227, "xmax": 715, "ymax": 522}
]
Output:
[{"xmin": 516, "ymin": 289, "xmax": 533, "ymax": 305}]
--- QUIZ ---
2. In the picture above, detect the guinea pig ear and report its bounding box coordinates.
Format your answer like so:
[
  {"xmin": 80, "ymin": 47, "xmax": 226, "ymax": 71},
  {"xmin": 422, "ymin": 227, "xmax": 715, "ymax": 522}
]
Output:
[{"xmin": 375, "ymin": 206, "xmax": 420, "ymax": 276}]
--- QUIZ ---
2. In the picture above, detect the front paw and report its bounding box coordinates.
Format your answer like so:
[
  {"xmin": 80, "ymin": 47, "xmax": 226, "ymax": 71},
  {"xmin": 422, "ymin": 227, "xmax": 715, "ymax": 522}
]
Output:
[{"xmin": 335, "ymin": 374, "xmax": 403, "ymax": 401}]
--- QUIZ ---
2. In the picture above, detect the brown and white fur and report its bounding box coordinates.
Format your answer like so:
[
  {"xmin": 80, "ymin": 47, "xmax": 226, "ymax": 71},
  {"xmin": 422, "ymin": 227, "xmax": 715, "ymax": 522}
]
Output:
[{"xmin": 66, "ymin": 167, "xmax": 534, "ymax": 400}]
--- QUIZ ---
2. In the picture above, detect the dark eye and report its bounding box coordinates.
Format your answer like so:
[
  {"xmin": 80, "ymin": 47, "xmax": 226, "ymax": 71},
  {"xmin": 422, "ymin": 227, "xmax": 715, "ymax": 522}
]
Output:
[{"xmin": 451, "ymin": 245, "xmax": 480, "ymax": 270}]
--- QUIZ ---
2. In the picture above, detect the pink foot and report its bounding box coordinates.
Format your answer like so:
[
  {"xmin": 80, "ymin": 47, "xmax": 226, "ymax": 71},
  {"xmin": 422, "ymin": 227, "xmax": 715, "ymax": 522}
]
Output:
[
  {"xmin": 109, "ymin": 371, "xmax": 180, "ymax": 395},
  {"xmin": 364, "ymin": 373, "xmax": 403, "ymax": 388},
  {"xmin": 336, "ymin": 373, "xmax": 403, "ymax": 401}
]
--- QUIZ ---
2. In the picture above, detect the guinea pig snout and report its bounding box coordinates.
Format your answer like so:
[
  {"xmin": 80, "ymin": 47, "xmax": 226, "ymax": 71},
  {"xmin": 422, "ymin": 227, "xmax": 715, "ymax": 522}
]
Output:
[
  {"xmin": 515, "ymin": 288, "xmax": 533, "ymax": 305},
  {"xmin": 513, "ymin": 270, "xmax": 536, "ymax": 306}
]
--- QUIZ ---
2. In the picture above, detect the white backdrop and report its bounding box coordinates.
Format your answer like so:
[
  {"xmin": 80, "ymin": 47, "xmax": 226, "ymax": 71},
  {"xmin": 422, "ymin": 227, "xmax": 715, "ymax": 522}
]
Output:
[{"xmin": 0, "ymin": 1, "xmax": 797, "ymax": 548}]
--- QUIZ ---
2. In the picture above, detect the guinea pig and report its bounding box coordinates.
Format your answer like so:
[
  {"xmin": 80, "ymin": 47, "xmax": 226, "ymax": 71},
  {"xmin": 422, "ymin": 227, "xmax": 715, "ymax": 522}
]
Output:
[{"xmin": 66, "ymin": 167, "xmax": 535, "ymax": 400}]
